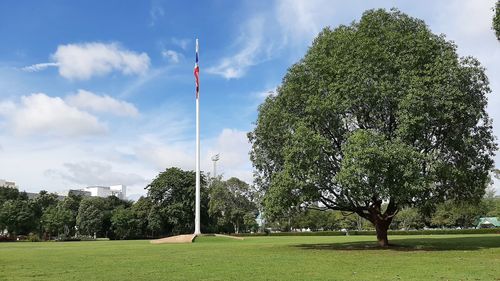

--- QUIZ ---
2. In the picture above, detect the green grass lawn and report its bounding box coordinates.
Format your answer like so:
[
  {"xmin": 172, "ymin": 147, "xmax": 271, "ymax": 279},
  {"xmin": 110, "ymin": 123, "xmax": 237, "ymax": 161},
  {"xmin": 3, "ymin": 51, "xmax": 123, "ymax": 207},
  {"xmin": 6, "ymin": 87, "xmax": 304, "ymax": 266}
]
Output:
[{"xmin": 1, "ymin": 234, "xmax": 499, "ymax": 280}]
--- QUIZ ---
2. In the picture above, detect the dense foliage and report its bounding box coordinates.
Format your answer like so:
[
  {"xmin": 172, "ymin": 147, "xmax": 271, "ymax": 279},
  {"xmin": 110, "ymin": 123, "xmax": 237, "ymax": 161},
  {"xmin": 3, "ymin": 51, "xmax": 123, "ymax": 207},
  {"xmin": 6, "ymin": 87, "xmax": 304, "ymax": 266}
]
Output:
[
  {"xmin": 209, "ymin": 177, "xmax": 258, "ymax": 233},
  {"xmin": 147, "ymin": 167, "xmax": 211, "ymax": 234},
  {"xmin": 262, "ymin": 193, "xmax": 499, "ymax": 232},
  {"xmin": 0, "ymin": 179, "xmax": 498, "ymax": 241},
  {"xmin": 494, "ymin": 1, "xmax": 500, "ymax": 40},
  {"xmin": 0, "ymin": 167, "xmax": 260, "ymax": 240},
  {"xmin": 249, "ymin": 9, "xmax": 496, "ymax": 246}
]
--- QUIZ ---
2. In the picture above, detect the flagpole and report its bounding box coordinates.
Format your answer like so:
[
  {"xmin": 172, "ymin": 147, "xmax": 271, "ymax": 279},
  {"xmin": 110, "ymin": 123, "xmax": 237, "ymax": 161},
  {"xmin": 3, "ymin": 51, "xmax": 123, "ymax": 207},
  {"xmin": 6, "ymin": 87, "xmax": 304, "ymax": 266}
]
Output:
[{"xmin": 194, "ymin": 38, "xmax": 201, "ymax": 235}]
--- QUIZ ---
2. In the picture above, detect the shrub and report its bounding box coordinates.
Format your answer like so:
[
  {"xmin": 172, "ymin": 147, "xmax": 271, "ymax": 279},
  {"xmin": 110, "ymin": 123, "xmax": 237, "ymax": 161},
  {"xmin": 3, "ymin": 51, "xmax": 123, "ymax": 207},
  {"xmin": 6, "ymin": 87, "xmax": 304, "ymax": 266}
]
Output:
[
  {"xmin": 76, "ymin": 235, "xmax": 96, "ymax": 241},
  {"xmin": 28, "ymin": 233, "xmax": 41, "ymax": 242},
  {"xmin": 55, "ymin": 234, "xmax": 81, "ymax": 242},
  {"xmin": 0, "ymin": 236, "xmax": 15, "ymax": 242}
]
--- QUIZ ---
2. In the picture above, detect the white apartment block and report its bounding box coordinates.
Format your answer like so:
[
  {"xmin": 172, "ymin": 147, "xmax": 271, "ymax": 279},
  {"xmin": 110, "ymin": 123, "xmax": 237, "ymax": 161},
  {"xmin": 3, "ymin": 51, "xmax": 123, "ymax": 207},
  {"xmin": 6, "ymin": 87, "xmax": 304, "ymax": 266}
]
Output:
[
  {"xmin": 83, "ymin": 185, "xmax": 127, "ymax": 200},
  {"xmin": 0, "ymin": 179, "xmax": 16, "ymax": 188}
]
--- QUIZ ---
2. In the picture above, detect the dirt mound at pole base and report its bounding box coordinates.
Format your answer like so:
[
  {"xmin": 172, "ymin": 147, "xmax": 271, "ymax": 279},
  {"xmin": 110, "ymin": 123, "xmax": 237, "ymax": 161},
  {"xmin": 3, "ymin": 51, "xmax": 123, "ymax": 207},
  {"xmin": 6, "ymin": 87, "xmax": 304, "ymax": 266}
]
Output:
[{"xmin": 150, "ymin": 234, "xmax": 196, "ymax": 244}]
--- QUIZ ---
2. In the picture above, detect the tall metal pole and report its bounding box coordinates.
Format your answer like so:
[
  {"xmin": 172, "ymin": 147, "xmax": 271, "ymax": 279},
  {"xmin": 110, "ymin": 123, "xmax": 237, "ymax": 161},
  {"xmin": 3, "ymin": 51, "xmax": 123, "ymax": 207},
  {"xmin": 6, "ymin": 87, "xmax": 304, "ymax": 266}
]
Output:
[{"xmin": 194, "ymin": 38, "xmax": 201, "ymax": 235}]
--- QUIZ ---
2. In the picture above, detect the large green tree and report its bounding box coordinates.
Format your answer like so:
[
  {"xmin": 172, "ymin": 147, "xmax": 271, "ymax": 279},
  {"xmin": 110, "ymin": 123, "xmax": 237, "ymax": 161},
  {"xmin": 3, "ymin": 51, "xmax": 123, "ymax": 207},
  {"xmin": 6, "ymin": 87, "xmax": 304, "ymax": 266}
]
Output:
[
  {"xmin": 0, "ymin": 186, "xmax": 28, "ymax": 205},
  {"xmin": 41, "ymin": 203, "xmax": 73, "ymax": 238},
  {"xmin": 111, "ymin": 206, "xmax": 138, "ymax": 239},
  {"xmin": 76, "ymin": 198, "xmax": 104, "ymax": 237},
  {"xmin": 131, "ymin": 196, "xmax": 154, "ymax": 237},
  {"xmin": 147, "ymin": 167, "xmax": 210, "ymax": 235},
  {"xmin": 430, "ymin": 200, "xmax": 488, "ymax": 228},
  {"xmin": 249, "ymin": 9, "xmax": 496, "ymax": 246},
  {"xmin": 58, "ymin": 194, "xmax": 83, "ymax": 236},
  {"xmin": 208, "ymin": 177, "xmax": 258, "ymax": 233},
  {"xmin": 31, "ymin": 190, "xmax": 59, "ymax": 237},
  {"xmin": 0, "ymin": 199, "xmax": 35, "ymax": 237}
]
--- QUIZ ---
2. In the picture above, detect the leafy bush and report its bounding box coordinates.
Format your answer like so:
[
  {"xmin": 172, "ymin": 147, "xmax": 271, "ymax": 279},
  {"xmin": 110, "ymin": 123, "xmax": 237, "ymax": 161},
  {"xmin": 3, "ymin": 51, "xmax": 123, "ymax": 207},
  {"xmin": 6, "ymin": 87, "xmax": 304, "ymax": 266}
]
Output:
[
  {"xmin": 0, "ymin": 236, "xmax": 15, "ymax": 242},
  {"xmin": 55, "ymin": 234, "xmax": 81, "ymax": 242},
  {"xmin": 76, "ymin": 235, "xmax": 96, "ymax": 241},
  {"xmin": 28, "ymin": 233, "xmax": 41, "ymax": 242}
]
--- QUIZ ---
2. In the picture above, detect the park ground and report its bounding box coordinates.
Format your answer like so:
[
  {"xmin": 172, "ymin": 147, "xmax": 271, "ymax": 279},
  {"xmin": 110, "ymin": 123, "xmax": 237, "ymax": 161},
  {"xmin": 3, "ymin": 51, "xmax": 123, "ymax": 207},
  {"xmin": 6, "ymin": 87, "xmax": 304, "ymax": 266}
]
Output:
[{"xmin": 0, "ymin": 234, "xmax": 499, "ymax": 280}]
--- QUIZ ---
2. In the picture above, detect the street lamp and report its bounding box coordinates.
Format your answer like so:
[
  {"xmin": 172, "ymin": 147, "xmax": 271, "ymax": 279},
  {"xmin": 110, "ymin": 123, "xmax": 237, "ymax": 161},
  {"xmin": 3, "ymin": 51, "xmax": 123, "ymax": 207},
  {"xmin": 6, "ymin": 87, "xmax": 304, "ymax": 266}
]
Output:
[{"xmin": 211, "ymin": 154, "xmax": 220, "ymax": 178}]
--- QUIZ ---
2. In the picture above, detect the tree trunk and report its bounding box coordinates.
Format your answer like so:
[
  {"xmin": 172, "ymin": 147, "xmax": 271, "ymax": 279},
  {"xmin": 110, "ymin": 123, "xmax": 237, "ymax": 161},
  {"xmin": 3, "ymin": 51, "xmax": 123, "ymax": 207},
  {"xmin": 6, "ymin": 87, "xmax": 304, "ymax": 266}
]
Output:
[
  {"xmin": 374, "ymin": 219, "xmax": 390, "ymax": 247},
  {"xmin": 363, "ymin": 198, "xmax": 398, "ymax": 247}
]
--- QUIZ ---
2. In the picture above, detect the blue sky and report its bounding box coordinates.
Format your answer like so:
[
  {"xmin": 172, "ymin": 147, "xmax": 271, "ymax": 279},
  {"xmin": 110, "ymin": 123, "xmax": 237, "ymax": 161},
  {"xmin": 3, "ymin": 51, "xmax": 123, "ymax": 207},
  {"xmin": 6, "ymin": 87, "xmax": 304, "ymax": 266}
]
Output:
[{"xmin": 1, "ymin": 0, "xmax": 499, "ymax": 199}]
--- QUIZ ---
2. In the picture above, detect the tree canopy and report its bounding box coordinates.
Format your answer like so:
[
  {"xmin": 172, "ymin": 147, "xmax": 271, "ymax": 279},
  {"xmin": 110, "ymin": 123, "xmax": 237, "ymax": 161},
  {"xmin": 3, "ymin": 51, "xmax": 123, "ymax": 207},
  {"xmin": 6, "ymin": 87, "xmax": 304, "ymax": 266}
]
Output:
[
  {"xmin": 249, "ymin": 9, "xmax": 496, "ymax": 246},
  {"xmin": 209, "ymin": 177, "xmax": 258, "ymax": 233},
  {"xmin": 41, "ymin": 203, "xmax": 73, "ymax": 238},
  {"xmin": 146, "ymin": 167, "xmax": 210, "ymax": 234},
  {"xmin": 494, "ymin": 1, "xmax": 500, "ymax": 41},
  {"xmin": 0, "ymin": 170, "xmax": 260, "ymax": 240},
  {"xmin": 76, "ymin": 198, "xmax": 104, "ymax": 237}
]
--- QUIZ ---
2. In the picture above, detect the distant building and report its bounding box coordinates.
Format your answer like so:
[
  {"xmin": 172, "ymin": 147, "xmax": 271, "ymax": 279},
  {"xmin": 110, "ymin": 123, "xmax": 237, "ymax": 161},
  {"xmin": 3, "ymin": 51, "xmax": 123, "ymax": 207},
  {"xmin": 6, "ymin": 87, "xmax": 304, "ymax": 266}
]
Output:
[
  {"xmin": 0, "ymin": 179, "xmax": 16, "ymax": 188},
  {"xmin": 1, "ymin": 181, "xmax": 127, "ymax": 201},
  {"xmin": 67, "ymin": 189, "xmax": 92, "ymax": 197},
  {"xmin": 82, "ymin": 185, "xmax": 126, "ymax": 200},
  {"xmin": 56, "ymin": 189, "xmax": 93, "ymax": 198},
  {"xmin": 25, "ymin": 192, "xmax": 66, "ymax": 201},
  {"xmin": 477, "ymin": 217, "xmax": 500, "ymax": 229}
]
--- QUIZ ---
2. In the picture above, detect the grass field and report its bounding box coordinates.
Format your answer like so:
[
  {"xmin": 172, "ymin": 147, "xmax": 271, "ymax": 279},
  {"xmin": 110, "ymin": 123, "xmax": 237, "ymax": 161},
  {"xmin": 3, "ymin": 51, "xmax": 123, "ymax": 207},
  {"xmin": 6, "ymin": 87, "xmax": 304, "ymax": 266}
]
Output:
[{"xmin": 1, "ymin": 234, "xmax": 499, "ymax": 280}]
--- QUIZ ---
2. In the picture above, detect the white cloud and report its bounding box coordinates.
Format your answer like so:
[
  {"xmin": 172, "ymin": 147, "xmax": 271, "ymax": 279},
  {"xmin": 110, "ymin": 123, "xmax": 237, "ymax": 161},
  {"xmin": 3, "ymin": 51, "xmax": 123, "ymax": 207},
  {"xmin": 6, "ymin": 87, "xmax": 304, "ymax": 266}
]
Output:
[
  {"xmin": 132, "ymin": 128, "xmax": 252, "ymax": 183},
  {"xmin": 66, "ymin": 89, "xmax": 139, "ymax": 117},
  {"xmin": 275, "ymin": 0, "xmax": 336, "ymax": 45},
  {"xmin": 45, "ymin": 161, "xmax": 147, "ymax": 187},
  {"xmin": 206, "ymin": 0, "xmax": 340, "ymax": 79},
  {"xmin": 118, "ymin": 66, "xmax": 171, "ymax": 98},
  {"xmin": 149, "ymin": 2, "xmax": 165, "ymax": 26},
  {"xmin": 0, "ymin": 92, "xmax": 254, "ymax": 195},
  {"xmin": 199, "ymin": 129, "xmax": 254, "ymax": 184},
  {"xmin": 171, "ymin": 38, "xmax": 191, "ymax": 50},
  {"xmin": 205, "ymin": 128, "xmax": 252, "ymax": 173},
  {"xmin": 0, "ymin": 100, "xmax": 16, "ymax": 113},
  {"xmin": 254, "ymin": 88, "xmax": 277, "ymax": 101},
  {"xmin": 161, "ymin": 49, "xmax": 182, "ymax": 63},
  {"xmin": 51, "ymin": 42, "xmax": 150, "ymax": 80},
  {"xmin": 21, "ymin": 62, "xmax": 59, "ymax": 72},
  {"xmin": 206, "ymin": 1, "xmax": 340, "ymax": 79},
  {"xmin": 1, "ymin": 93, "xmax": 107, "ymax": 137},
  {"xmin": 433, "ymin": 0, "xmax": 494, "ymax": 39},
  {"xmin": 134, "ymin": 135, "xmax": 194, "ymax": 171},
  {"xmin": 207, "ymin": 16, "xmax": 268, "ymax": 79}
]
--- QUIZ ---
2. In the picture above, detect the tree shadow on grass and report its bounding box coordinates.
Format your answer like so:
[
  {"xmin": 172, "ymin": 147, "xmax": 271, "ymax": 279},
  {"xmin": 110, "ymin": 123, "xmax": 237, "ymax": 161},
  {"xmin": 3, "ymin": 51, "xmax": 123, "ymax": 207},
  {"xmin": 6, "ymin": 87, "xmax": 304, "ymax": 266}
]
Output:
[{"xmin": 294, "ymin": 235, "xmax": 500, "ymax": 252}]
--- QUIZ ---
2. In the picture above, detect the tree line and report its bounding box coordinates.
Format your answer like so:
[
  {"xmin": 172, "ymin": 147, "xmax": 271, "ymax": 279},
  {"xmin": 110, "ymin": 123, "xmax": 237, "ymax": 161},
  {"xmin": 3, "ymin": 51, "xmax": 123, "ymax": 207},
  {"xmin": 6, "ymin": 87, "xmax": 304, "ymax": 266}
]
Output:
[
  {"xmin": 1, "ymin": 166, "xmax": 498, "ymax": 241},
  {"xmin": 0, "ymin": 168, "xmax": 259, "ymax": 240},
  {"xmin": 264, "ymin": 188, "xmax": 499, "ymax": 232}
]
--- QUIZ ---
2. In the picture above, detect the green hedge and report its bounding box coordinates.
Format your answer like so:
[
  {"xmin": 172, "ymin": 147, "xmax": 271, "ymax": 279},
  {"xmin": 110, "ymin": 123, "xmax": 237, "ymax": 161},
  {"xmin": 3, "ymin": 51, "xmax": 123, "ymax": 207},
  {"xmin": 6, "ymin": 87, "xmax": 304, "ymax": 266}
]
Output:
[{"xmin": 234, "ymin": 228, "xmax": 499, "ymax": 237}]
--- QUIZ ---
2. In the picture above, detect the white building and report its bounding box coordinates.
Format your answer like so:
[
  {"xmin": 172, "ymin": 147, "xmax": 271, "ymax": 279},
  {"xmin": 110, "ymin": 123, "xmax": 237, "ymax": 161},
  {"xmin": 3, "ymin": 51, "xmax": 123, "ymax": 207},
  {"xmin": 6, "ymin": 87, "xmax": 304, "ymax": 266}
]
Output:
[
  {"xmin": 56, "ymin": 189, "xmax": 92, "ymax": 197},
  {"xmin": 0, "ymin": 179, "xmax": 16, "ymax": 188},
  {"xmin": 83, "ymin": 185, "xmax": 126, "ymax": 200}
]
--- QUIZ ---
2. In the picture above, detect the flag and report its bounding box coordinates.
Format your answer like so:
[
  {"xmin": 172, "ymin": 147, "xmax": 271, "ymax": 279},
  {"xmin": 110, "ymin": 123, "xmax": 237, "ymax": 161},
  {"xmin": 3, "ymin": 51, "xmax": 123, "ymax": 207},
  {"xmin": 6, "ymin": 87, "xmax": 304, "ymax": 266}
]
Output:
[{"xmin": 194, "ymin": 38, "xmax": 199, "ymax": 99}]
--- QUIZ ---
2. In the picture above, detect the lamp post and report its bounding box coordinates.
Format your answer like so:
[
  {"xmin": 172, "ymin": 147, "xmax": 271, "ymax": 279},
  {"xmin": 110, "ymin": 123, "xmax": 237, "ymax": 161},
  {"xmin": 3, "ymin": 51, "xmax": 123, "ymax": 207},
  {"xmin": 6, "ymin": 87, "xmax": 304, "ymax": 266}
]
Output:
[{"xmin": 211, "ymin": 154, "xmax": 220, "ymax": 178}]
